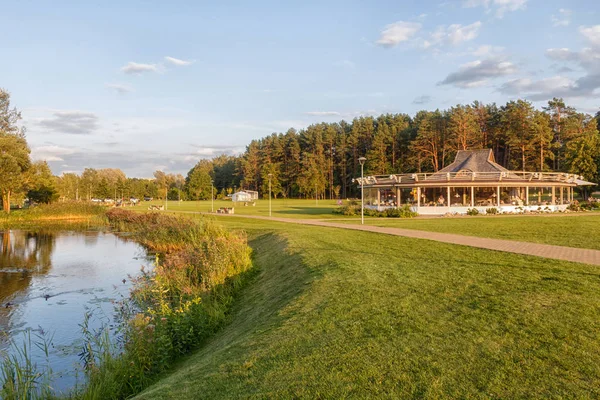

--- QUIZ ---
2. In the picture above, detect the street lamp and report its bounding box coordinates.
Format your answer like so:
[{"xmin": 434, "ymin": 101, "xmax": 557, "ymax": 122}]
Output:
[
  {"xmin": 211, "ymin": 179, "xmax": 214, "ymax": 213},
  {"xmin": 268, "ymin": 173, "xmax": 273, "ymax": 217},
  {"xmin": 358, "ymin": 156, "xmax": 367, "ymax": 225}
]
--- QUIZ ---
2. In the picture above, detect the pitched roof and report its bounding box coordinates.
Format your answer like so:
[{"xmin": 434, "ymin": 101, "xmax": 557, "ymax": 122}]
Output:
[{"xmin": 437, "ymin": 149, "xmax": 508, "ymax": 174}]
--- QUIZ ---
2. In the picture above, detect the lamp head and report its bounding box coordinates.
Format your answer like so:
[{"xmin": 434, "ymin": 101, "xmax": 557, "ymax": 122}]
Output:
[{"xmin": 358, "ymin": 157, "xmax": 366, "ymax": 166}]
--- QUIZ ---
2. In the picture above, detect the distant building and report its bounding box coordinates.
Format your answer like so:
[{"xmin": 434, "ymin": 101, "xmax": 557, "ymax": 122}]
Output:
[
  {"xmin": 356, "ymin": 149, "xmax": 596, "ymax": 215},
  {"xmin": 232, "ymin": 191, "xmax": 253, "ymax": 202},
  {"xmin": 245, "ymin": 190, "xmax": 259, "ymax": 200}
]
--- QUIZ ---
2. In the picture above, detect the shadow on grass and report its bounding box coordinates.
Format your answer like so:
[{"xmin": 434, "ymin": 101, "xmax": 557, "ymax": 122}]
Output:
[{"xmin": 136, "ymin": 232, "xmax": 315, "ymax": 399}]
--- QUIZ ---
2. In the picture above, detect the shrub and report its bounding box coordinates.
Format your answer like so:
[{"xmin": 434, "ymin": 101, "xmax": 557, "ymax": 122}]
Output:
[
  {"xmin": 466, "ymin": 208, "xmax": 480, "ymax": 216},
  {"xmin": 80, "ymin": 209, "xmax": 253, "ymax": 399},
  {"xmin": 485, "ymin": 207, "xmax": 498, "ymax": 215},
  {"xmin": 567, "ymin": 201, "xmax": 581, "ymax": 212}
]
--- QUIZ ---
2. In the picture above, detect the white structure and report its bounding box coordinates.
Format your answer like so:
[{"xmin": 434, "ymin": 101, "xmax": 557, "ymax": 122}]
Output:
[
  {"xmin": 246, "ymin": 190, "xmax": 259, "ymax": 200},
  {"xmin": 356, "ymin": 149, "xmax": 596, "ymax": 215},
  {"xmin": 232, "ymin": 191, "xmax": 253, "ymax": 202}
]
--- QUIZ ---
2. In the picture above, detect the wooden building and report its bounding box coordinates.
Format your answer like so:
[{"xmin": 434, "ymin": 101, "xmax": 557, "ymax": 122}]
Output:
[{"xmin": 356, "ymin": 149, "xmax": 595, "ymax": 215}]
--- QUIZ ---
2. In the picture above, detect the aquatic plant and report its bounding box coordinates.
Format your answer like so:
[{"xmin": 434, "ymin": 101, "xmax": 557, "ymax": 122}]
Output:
[{"xmin": 76, "ymin": 209, "xmax": 253, "ymax": 399}]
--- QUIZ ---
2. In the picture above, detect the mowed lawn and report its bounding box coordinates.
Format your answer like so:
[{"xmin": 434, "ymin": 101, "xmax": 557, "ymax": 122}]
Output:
[
  {"xmin": 130, "ymin": 198, "xmax": 340, "ymax": 219},
  {"xmin": 342, "ymin": 213, "xmax": 600, "ymax": 251},
  {"xmin": 136, "ymin": 217, "xmax": 600, "ymax": 399},
  {"xmin": 132, "ymin": 199, "xmax": 600, "ymax": 250}
]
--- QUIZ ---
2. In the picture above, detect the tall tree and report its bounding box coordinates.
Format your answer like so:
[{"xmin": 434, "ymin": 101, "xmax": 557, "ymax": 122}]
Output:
[
  {"xmin": 543, "ymin": 98, "xmax": 576, "ymax": 170},
  {"xmin": 447, "ymin": 104, "xmax": 480, "ymax": 151},
  {"xmin": 501, "ymin": 100, "xmax": 536, "ymax": 171},
  {"xmin": 0, "ymin": 89, "xmax": 31, "ymax": 212},
  {"xmin": 564, "ymin": 114, "xmax": 600, "ymax": 183}
]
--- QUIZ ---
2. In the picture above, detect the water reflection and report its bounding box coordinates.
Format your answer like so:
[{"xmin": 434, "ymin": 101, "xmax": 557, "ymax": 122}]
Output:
[
  {"xmin": 0, "ymin": 229, "xmax": 150, "ymax": 394},
  {"xmin": 0, "ymin": 231, "xmax": 56, "ymax": 304}
]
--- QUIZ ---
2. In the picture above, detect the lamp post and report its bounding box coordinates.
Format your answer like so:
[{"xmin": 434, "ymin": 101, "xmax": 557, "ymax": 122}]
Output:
[
  {"xmin": 358, "ymin": 156, "xmax": 366, "ymax": 225},
  {"xmin": 211, "ymin": 179, "xmax": 214, "ymax": 213},
  {"xmin": 268, "ymin": 173, "xmax": 273, "ymax": 217}
]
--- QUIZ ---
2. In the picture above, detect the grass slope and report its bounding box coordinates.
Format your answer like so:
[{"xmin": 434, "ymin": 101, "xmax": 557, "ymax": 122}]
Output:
[{"xmin": 136, "ymin": 218, "xmax": 600, "ymax": 399}]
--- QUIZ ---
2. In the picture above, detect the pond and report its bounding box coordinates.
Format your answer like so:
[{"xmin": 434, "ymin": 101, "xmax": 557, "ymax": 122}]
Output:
[{"xmin": 0, "ymin": 230, "xmax": 151, "ymax": 394}]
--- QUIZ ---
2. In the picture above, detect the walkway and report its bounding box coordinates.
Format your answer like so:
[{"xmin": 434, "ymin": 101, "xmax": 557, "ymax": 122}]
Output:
[{"xmin": 215, "ymin": 214, "xmax": 600, "ymax": 266}]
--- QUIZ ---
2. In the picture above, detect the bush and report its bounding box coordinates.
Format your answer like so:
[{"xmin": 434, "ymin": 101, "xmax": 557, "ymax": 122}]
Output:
[
  {"xmin": 485, "ymin": 207, "xmax": 498, "ymax": 215},
  {"xmin": 466, "ymin": 208, "xmax": 480, "ymax": 216},
  {"xmin": 80, "ymin": 209, "xmax": 253, "ymax": 399},
  {"xmin": 333, "ymin": 203, "xmax": 418, "ymax": 218}
]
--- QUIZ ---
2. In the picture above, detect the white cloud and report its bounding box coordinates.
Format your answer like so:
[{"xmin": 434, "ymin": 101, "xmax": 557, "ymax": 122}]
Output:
[
  {"xmin": 31, "ymin": 145, "xmax": 77, "ymax": 162},
  {"xmin": 495, "ymin": 0, "xmax": 527, "ymax": 17},
  {"xmin": 439, "ymin": 58, "xmax": 518, "ymax": 88},
  {"xmin": 551, "ymin": 9, "xmax": 571, "ymax": 27},
  {"xmin": 463, "ymin": 0, "xmax": 490, "ymax": 7},
  {"xmin": 423, "ymin": 21, "xmax": 482, "ymax": 48},
  {"xmin": 498, "ymin": 76, "xmax": 575, "ymax": 99},
  {"xmin": 376, "ymin": 21, "xmax": 421, "ymax": 47},
  {"xmin": 463, "ymin": 0, "xmax": 527, "ymax": 17},
  {"xmin": 106, "ymin": 83, "xmax": 133, "ymax": 94},
  {"xmin": 470, "ymin": 44, "xmax": 505, "ymax": 56},
  {"xmin": 164, "ymin": 56, "xmax": 194, "ymax": 66},
  {"xmin": 121, "ymin": 62, "xmax": 158, "ymax": 74},
  {"xmin": 37, "ymin": 111, "xmax": 99, "ymax": 135},
  {"xmin": 580, "ymin": 25, "xmax": 600, "ymax": 48}
]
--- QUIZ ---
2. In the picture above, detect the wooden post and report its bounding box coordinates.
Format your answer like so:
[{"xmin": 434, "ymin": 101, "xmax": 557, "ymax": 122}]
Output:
[
  {"xmin": 496, "ymin": 186, "xmax": 500, "ymax": 207},
  {"xmin": 538, "ymin": 188, "xmax": 542, "ymax": 204},
  {"xmin": 377, "ymin": 189, "xmax": 381, "ymax": 211},
  {"xmin": 396, "ymin": 187, "xmax": 401, "ymax": 209},
  {"xmin": 447, "ymin": 186, "xmax": 451, "ymax": 209},
  {"xmin": 551, "ymin": 186, "xmax": 556, "ymax": 205},
  {"xmin": 560, "ymin": 187, "xmax": 563, "ymax": 204},
  {"xmin": 417, "ymin": 187, "xmax": 421, "ymax": 208},
  {"xmin": 525, "ymin": 186, "xmax": 529, "ymax": 205},
  {"xmin": 470, "ymin": 186, "xmax": 474, "ymax": 207},
  {"xmin": 462, "ymin": 188, "xmax": 466, "ymax": 206}
]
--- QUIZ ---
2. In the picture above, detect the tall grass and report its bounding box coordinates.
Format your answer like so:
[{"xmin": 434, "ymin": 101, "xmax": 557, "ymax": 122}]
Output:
[
  {"xmin": 0, "ymin": 331, "xmax": 56, "ymax": 400},
  {"xmin": 75, "ymin": 209, "xmax": 253, "ymax": 399},
  {"xmin": 0, "ymin": 202, "xmax": 107, "ymax": 228}
]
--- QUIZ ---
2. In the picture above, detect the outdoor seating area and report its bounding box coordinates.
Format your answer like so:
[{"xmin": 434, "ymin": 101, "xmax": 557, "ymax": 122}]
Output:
[{"xmin": 356, "ymin": 149, "xmax": 596, "ymax": 215}]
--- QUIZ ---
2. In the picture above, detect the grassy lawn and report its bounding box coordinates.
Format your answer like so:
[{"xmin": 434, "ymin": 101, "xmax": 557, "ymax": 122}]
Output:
[
  {"xmin": 341, "ymin": 213, "xmax": 600, "ymax": 250},
  {"xmin": 130, "ymin": 198, "xmax": 341, "ymax": 219},
  {"xmin": 136, "ymin": 217, "xmax": 600, "ymax": 399}
]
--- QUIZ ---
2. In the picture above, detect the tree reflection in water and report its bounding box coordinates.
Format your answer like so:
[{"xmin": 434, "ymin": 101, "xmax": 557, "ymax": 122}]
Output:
[{"xmin": 0, "ymin": 231, "xmax": 57, "ymax": 336}]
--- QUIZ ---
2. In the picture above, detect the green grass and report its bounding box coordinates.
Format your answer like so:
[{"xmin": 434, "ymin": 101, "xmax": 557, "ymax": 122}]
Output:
[
  {"xmin": 135, "ymin": 217, "xmax": 600, "ymax": 399},
  {"xmin": 130, "ymin": 199, "xmax": 340, "ymax": 219},
  {"xmin": 340, "ymin": 213, "xmax": 600, "ymax": 250}
]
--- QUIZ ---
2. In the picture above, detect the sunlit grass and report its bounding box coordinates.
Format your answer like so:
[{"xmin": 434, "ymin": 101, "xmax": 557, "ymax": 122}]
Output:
[
  {"xmin": 338, "ymin": 213, "xmax": 600, "ymax": 250},
  {"xmin": 129, "ymin": 198, "xmax": 341, "ymax": 219},
  {"xmin": 136, "ymin": 217, "xmax": 600, "ymax": 399}
]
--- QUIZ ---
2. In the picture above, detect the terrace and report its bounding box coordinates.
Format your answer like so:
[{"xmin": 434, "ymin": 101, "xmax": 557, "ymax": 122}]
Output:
[{"xmin": 356, "ymin": 149, "xmax": 595, "ymax": 215}]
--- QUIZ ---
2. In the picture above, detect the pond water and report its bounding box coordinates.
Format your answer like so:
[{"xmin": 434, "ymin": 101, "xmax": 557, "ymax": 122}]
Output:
[{"xmin": 0, "ymin": 230, "xmax": 151, "ymax": 394}]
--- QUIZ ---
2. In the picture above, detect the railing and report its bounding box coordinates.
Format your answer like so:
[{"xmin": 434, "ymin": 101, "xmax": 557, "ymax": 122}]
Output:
[{"xmin": 355, "ymin": 171, "xmax": 583, "ymax": 186}]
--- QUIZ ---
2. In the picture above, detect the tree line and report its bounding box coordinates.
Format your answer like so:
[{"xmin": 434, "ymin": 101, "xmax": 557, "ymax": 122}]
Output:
[
  {"xmin": 1, "ymin": 87, "xmax": 599, "ymax": 211},
  {"xmin": 233, "ymin": 98, "xmax": 600, "ymax": 200}
]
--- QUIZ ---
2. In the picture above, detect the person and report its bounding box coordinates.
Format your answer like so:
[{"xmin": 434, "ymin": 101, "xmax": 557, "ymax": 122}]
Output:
[{"xmin": 437, "ymin": 195, "xmax": 445, "ymax": 206}]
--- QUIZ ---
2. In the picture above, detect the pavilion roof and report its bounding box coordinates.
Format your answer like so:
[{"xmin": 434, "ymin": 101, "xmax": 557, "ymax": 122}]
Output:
[{"xmin": 437, "ymin": 149, "xmax": 508, "ymax": 174}]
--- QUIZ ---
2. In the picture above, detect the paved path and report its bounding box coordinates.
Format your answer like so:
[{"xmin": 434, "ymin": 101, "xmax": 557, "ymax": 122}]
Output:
[{"xmin": 214, "ymin": 214, "xmax": 600, "ymax": 266}]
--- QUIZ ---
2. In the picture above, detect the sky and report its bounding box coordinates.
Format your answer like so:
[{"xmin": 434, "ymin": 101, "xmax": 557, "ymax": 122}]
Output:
[{"xmin": 2, "ymin": 0, "xmax": 599, "ymax": 177}]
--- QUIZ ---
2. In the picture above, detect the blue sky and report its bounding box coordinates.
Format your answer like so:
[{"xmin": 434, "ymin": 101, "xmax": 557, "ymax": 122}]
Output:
[{"xmin": 3, "ymin": 0, "xmax": 599, "ymax": 177}]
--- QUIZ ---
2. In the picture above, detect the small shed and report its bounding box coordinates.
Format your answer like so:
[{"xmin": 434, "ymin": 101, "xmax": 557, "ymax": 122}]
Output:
[
  {"xmin": 246, "ymin": 190, "xmax": 259, "ymax": 200},
  {"xmin": 232, "ymin": 191, "xmax": 252, "ymax": 202}
]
